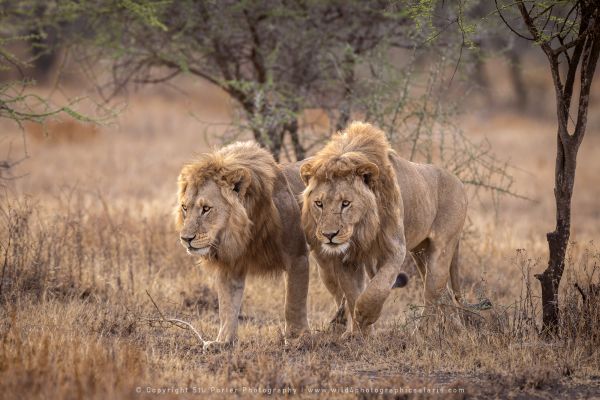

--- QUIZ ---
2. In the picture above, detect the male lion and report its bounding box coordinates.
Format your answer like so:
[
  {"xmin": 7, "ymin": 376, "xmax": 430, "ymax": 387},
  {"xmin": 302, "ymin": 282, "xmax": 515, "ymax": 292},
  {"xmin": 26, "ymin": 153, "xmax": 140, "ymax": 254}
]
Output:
[
  {"xmin": 176, "ymin": 141, "xmax": 309, "ymax": 350},
  {"xmin": 300, "ymin": 121, "xmax": 483, "ymax": 336}
]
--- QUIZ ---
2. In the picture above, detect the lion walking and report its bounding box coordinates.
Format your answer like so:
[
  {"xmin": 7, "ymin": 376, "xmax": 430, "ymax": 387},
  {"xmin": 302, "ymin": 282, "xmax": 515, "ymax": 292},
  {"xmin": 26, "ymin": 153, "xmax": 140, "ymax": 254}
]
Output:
[
  {"xmin": 298, "ymin": 121, "xmax": 478, "ymax": 336},
  {"xmin": 175, "ymin": 142, "xmax": 309, "ymax": 350}
]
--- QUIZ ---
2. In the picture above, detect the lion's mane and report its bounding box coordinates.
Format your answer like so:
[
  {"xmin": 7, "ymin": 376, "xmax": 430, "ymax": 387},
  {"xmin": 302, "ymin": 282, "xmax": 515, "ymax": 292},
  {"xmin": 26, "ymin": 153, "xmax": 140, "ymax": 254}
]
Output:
[
  {"xmin": 176, "ymin": 142, "xmax": 284, "ymax": 276},
  {"xmin": 301, "ymin": 121, "xmax": 403, "ymax": 263}
]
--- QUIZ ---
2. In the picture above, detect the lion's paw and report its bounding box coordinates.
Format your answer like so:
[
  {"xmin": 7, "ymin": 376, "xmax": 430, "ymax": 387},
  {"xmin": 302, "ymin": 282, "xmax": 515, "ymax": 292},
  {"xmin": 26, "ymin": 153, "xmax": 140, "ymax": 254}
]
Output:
[
  {"xmin": 284, "ymin": 323, "xmax": 310, "ymax": 339},
  {"xmin": 340, "ymin": 330, "xmax": 364, "ymax": 341},
  {"xmin": 284, "ymin": 331, "xmax": 313, "ymax": 350},
  {"xmin": 340, "ymin": 330, "xmax": 355, "ymax": 341},
  {"xmin": 340, "ymin": 325, "xmax": 371, "ymax": 341},
  {"xmin": 202, "ymin": 340, "xmax": 232, "ymax": 353},
  {"xmin": 353, "ymin": 308, "xmax": 379, "ymax": 328}
]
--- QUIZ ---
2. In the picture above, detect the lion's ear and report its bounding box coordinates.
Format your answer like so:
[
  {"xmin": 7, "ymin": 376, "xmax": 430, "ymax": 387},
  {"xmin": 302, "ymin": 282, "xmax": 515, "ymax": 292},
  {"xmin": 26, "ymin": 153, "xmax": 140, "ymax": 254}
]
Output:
[
  {"xmin": 356, "ymin": 162, "xmax": 379, "ymax": 186},
  {"xmin": 300, "ymin": 162, "xmax": 313, "ymax": 185},
  {"xmin": 222, "ymin": 168, "xmax": 252, "ymax": 197}
]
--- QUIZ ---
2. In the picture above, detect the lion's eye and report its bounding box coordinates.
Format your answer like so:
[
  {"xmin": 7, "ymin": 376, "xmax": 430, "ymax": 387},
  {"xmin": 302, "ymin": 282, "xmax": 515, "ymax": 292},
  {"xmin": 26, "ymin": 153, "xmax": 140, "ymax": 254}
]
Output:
[
  {"xmin": 202, "ymin": 205, "xmax": 212, "ymax": 214},
  {"xmin": 341, "ymin": 200, "xmax": 351, "ymax": 208},
  {"xmin": 181, "ymin": 204, "xmax": 187, "ymax": 213},
  {"xmin": 315, "ymin": 200, "xmax": 323, "ymax": 208}
]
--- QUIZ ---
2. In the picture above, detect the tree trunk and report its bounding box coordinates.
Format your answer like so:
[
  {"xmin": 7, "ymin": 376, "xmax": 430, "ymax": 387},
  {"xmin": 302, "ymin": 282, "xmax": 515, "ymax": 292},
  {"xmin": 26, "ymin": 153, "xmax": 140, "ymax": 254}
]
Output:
[
  {"xmin": 535, "ymin": 15, "xmax": 600, "ymax": 335},
  {"xmin": 507, "ymin": 0, "xmax": 600, "ymax": 338},
  {"xmin": 286, "ymin": 118, "xmax": 305, "ymax": 161},
  {"xmin": 251, "ymin": 126, "xmax": 284, "ymax": 162},
  {"xmin": 536, "ymin": 133, "xmax": 576, "ymax": 335},
  {"xmin": 335, "ymin": 53, "xmax": 355, "ymax": 132},
  {"xmin": 508, "ymin": 49, "xmax": 528, "ymax": 111}
]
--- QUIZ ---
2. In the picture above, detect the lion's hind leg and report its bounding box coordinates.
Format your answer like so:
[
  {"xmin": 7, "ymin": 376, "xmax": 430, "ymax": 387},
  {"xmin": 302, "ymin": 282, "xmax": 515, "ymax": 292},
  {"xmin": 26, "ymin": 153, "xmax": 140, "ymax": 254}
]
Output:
[
  {"xmin": 449, "ymin": 240, "xmax": 464, "ymax": 307},
  {"xmin": 416, "ymin": 237, "xmax": 482, "ymax": 334},
  {"xmin": 422, "ymin": 238, "xmax": 459, "ymax": 313},
  {"xmin": 450, "ymin": 241, "xmax": 493, "ymax": 311},
  {"xmin": 330, "ymin": 297, "xmax": 347, "ymax": 327}
]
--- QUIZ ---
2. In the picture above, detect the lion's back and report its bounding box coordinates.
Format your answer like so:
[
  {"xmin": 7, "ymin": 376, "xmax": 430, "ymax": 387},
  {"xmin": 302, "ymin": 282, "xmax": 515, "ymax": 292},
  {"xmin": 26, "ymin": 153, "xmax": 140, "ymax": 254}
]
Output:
[{"xmin": 390, "ymin": 153, "xmax": 467, "ymax": 247}]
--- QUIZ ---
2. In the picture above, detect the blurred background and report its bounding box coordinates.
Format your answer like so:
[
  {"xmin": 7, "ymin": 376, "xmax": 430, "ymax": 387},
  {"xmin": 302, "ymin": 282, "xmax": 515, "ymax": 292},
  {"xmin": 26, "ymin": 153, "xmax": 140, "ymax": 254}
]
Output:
[
  {"xmin": 1, "ymin": 1, "xmax": 598, "ymax": 233},
  {"xmin": 0, "ymin": 2, "xmax": 599, "ymax": 397}
]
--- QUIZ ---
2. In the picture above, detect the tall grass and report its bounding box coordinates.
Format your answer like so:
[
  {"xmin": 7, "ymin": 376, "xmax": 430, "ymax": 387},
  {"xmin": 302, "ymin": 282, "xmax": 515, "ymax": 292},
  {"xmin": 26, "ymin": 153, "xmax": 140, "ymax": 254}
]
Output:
[
  {"xmin": 1, "ymin": 190, "xmax": 600, "ymax": 398},
  {"xmin": 0, "ymin": 192, "xmax": 187, "ymax": 303}
]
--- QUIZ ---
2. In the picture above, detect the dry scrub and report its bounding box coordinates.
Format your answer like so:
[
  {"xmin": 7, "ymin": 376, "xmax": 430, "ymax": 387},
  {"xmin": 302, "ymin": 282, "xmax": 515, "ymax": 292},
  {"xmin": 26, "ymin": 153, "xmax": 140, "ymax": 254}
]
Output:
[
  {"xmin": 1, "ymin": 184, "xmax": 600, "ymax": 399},
  {"xmin": 1, "ymin": 74, "xmax": 600, "ymax": 398}
]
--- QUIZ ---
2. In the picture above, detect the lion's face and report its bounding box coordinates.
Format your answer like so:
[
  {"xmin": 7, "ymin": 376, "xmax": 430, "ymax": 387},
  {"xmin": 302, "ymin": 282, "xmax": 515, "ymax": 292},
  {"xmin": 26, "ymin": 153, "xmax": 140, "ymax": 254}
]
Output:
[
  {"xmin": 302, "ymin": 173, "xmax": 380, "ymax": 256},
  {"xmin": 178, "ymin": 180, "xmax": 232, "ymax": 256},
  {"xmin": 176, "ymin": 166, "xmax": 252, "ymax": 261}
]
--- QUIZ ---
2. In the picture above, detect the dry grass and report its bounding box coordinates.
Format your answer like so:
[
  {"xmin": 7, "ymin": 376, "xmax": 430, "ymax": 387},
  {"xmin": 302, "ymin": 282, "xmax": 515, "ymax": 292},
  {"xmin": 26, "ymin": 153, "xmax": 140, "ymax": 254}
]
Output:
[{"xmin": 1, "ymin": 61, "xmax": 600, "ymax": 399}]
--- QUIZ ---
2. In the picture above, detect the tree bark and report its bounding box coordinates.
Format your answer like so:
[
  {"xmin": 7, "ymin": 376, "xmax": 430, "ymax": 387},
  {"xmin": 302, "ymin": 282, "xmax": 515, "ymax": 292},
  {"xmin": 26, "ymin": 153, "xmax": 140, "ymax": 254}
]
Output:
[
  {"xmin": 250, "ymin": 126, "xmax": 283, "ymax": 162},
  {"xmin": 270, "ymin": 128, "xmax": 284, "ymax": 162},
  {"xmin": 536, "ymin": 132, "xmax": 576, "ymax": 334},
  {"xmin": 532, "ymin": 4, "xmax": 600, "ymax": 335},
  {"xmin": 335, "ymin": 53, "xmax": 355, "ymax": 132},
  {"xmin": 286, "ymin": 118, "xmax": 305, "ymax": 161}
]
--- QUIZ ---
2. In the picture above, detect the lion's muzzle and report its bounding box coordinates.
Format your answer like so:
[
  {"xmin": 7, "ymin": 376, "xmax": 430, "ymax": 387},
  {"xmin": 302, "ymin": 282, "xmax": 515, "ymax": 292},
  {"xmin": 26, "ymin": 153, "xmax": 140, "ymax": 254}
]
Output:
[
  {"xmin": 316, "ymin": 226, "xmax": 354, "ymax": 255},
  {"xmin": 180, "ymin": 233, "xmax": 196, "ymax": 247},
  {"xmin": 180, "ymin": 233, "xmax": 212, "ymax": 256},
  {"xmin": 322, "ymin": 230, "xmax": 339, "ymax": 242}
]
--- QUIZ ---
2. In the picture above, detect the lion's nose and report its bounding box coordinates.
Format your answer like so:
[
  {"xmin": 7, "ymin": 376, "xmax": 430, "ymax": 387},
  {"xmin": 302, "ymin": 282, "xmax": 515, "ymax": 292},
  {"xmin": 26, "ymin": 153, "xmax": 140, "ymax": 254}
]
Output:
[
  {"xmin": 322, "ymin": 230, "xmax": 339, "ymax": 241},
  {"xmin": 180, "ymin": 234, "xmax": 196, "ymax": 244}
]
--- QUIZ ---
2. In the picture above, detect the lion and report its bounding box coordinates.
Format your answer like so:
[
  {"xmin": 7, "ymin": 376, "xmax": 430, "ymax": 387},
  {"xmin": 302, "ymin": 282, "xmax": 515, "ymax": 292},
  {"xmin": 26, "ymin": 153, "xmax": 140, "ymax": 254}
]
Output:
[
  {"xmin": 175, "ymin": 141, "xmax": 309, "ymax": 350},
  {"xmin": 299, "ymin": 121, "xmax": 488, "ymax": 337}
]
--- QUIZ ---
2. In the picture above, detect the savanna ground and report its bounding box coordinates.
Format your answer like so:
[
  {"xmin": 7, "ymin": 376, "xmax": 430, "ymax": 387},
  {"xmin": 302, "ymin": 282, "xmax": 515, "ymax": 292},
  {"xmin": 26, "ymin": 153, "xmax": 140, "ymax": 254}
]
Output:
[{"xmin": 1, "ymin": 57, "xmax": 600, "ymax": 399}]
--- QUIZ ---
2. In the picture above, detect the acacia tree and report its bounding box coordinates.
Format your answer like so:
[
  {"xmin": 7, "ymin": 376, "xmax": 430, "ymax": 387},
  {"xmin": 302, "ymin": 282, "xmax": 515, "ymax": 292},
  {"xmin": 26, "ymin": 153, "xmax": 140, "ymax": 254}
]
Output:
[
  {"xmin": 57, "ymin": 0, "xmax": 415, "ymax": 161},
  {"xmin": 497, "ymin": 0, "xmax": 600, "ymax": 334},
  {"xmin": 0, "ymin": 1, "xmax": 101, "ymax": 183},
  {"xmin": 6, "ymin": 0, "xmax": 518, "ymax": 201}
]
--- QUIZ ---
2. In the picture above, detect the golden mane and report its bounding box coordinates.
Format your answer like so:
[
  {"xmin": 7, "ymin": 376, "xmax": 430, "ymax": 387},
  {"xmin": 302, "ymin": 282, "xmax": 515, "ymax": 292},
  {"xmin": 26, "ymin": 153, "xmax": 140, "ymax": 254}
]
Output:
[
  {"xmin": 176, "ymin": 141, "xmax": 284, "ymax": 276},
  {"xmin": 301, "ymin": 121, "xmax": 402, "ymax": 261}
]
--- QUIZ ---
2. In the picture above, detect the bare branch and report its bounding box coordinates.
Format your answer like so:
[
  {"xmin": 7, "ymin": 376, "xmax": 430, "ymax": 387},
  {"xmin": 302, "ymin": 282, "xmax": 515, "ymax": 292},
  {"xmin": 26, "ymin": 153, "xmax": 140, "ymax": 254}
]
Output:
[
  {"xmin": 145, "ymin": 290, "xmax": 206, "ymax": 345},
  {"xmin": 495, "ymin": 0, "xmax": 535, "ymax": 41},
  {"xmin": 573, "ymin": 21, "xmax": 600, "ymax": 145}
]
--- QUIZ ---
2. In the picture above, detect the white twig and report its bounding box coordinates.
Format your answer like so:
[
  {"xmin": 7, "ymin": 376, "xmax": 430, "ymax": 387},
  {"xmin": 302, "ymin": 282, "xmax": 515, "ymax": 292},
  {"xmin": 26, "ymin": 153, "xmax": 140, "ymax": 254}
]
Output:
[
  {"xmin": 164, "ymin": 318, "xmax": 205, "ymax": 344},
  {"xmin": 146, "ymin": 290, "xmax": 206, "ymax": 346}
]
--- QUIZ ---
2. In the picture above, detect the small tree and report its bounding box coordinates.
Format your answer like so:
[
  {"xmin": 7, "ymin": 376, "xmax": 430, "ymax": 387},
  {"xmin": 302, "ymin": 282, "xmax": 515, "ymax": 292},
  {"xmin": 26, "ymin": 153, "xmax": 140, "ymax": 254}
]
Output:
[
  {"xmin": 21, "ymin": 1, "xmax": 518, "ymax": 199},
  {"xmin": 58, "ymin": 0, "xmax": 415, "ymax": 161},
  {"xmin": 497, "ymin": 0, "xmax": 600, "ymax": 334}
]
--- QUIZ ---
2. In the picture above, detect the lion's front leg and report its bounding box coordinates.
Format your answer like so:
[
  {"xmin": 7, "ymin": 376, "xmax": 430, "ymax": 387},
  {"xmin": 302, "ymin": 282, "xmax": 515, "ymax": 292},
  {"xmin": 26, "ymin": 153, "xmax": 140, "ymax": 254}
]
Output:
[
  {"xmin": 284, "ymin": 254, "xmax": 310, "ymax": 337},
  {"xmin": 204, "ymin": 269, "xmax": 246, "ymax": 351},
  {"xmin": 314, "ymin": 253, "xmax": 347, "ymax": 327},
  {"xmin": 335, "ymin": 261, "xmax": 367, "ymax": 338},
  {"xmin": 354, "ymin": 245, "xmax": 406, "ymax": 331}
]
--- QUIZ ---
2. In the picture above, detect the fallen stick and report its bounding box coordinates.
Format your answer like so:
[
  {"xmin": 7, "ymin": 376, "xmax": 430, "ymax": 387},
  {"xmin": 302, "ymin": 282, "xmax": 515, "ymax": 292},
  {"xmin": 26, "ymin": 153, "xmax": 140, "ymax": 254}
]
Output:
[{"xmin": 146, "ymin": 290, "xmax": 206, "ymax": 346}]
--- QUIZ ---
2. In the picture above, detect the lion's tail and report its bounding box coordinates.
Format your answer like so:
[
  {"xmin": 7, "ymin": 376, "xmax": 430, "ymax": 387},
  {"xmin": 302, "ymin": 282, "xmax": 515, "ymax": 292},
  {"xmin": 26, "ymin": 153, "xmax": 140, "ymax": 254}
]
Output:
[{"xmin": 392, "ymin": 272, "xmax": 409, "ymax": 289}]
